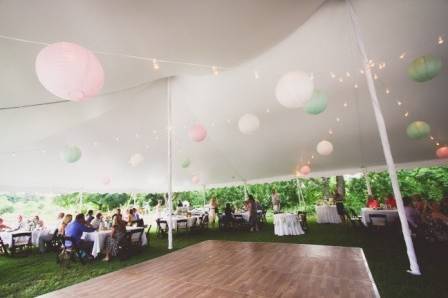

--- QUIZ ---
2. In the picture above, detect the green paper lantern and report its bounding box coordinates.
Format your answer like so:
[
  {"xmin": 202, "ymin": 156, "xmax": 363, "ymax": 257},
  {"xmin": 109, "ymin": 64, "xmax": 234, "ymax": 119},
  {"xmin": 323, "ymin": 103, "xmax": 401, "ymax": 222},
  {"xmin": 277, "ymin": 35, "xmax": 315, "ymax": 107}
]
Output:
[
  {"xmin": 304, "ymin": 89, "xmax": 327, "ymax": 115},
  {"xmin": 406, "ymin": 121, "xmax": 431, "ymax": 139},
  {"xmin": 407, "ymin": 55, "xmax": 442, "ymax": 82},
  {"xmin": 60, "ymin": 145, "xmax": 82, "ymax": 163},
  {"xmin": 181, "ymin": 159, "xmax": 191, "ymax": 168}
]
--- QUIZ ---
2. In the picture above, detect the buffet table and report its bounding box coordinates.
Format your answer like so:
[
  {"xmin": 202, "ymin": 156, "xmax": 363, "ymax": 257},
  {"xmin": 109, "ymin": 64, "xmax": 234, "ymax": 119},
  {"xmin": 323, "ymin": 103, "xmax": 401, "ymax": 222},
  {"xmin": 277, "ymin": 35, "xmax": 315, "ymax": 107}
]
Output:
[
  {"xmin": 315, "ymin": 205, "xmax": 342, "ymax": 224},
  {"xmin": 360, "ymin": 208, "xmax": 399, "ymax": 226},
  {"xmin": 273, "ymin": 213, "xmax": 305, "ymax": 236}
]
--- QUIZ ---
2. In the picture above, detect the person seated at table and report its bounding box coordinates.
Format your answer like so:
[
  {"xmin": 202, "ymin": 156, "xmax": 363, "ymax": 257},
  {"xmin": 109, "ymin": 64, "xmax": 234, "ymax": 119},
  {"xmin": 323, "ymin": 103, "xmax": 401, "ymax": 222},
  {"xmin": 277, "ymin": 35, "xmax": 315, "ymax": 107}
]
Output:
[
  {"xmin": 0, "ymin": 218, "xmax": 10, "ymax": 231},
  {"xmin": 58, "ymin": 214, "xmax": 73, "ymax": 236},
  {"xmin": 132, "ymin": 208, "xmax": 144, "ymax": 227},
  {"xmin": 103, "ymin": 214, "xmax": 127, "ymax": 262},
  {"xmin": 221, "ymin": 203, "xmax": 235, "ymax": 225},
  {"xmin": 86, "ymin": 210, "xmax": 94, "ymax": 224},
  {"xmin": 366, "ymin": 195, "xmax": 379, "ymax": 208},
  {"xmin": 30, "ymin": 215, "xmax": 45, "ymax": 230},
  {"xmin": 91, "ymin": 213, "xmax": 106, "ymax": 230},
  {"xmin": 10, "ymin": 215, "xmax": 26, "ymax": 231},
  {"xmin": 385, "ymin": 194, "xmax": 397, "ymax": 208},
  {"xmin": 64, "ymin": 213, "xmax": 96, "ymax": 253},
  {"xmin": 403, "ymin": 196, "xmax": 420, "ymax": 230},
  {"xmin": 248, "ymin": 195, "xmax": 259, "ymax": 232},
  {"xmin": 126, "ymin": 209, "xmax": 137, "ymax": 226}
]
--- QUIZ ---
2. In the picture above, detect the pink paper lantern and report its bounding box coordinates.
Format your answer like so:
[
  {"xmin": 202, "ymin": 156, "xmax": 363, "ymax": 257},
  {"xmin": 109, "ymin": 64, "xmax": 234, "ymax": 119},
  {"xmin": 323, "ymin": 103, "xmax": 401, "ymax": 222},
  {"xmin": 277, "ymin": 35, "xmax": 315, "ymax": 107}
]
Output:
[
  {"xmin": 192, "ymin": 175, "xmax": 200, "ymax": 185},
  {"xmin": 299, "ymin": 165, "xmax": 311, "ymax": 176},
  {"xmin": 189, "ymin": 124, "xmax": 207, "ymax": 142},
  {"xmin": 35, "ymin": 42, "xmax": 104, "ymax": 101},
  {"xmin": 436, "ymin": 146, "xmax": 448, "ymax": 159}
]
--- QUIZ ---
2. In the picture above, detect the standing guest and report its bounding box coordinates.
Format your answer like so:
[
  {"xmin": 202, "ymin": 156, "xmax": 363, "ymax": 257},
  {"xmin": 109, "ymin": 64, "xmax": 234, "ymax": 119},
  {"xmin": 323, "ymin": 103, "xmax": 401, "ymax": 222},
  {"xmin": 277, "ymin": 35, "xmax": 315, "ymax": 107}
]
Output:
[
  {"xmin": 155, "ymin": 200, "xmax": 163, "ymax": 219},
  {"xmin": 385, "ymin": 195, "xmax": 397, "ymax": 208},
  {"xmin": 334, "ymin": 193, "xmax": 346, "ymax": 223},
  {"xmin": 0, "ymin": 218, "xmax": 10, "ymax": 231},
  {"xmin": 403, "ymin": 196, "xmax": 420, "ymax": 229},
  {"xmin": 103, "ymin": 214, "xmax": 127, "ymax": 262},
  {"xmin": 86, "ymin": 210, "xmax": 94, "ymax": 224},
  {"xmin": 366, "ymin": 195, "xmax": 379, "ymax": 208},
  {"xmin": 248, "ymin": 195, "xmax": 259, "ymax": 232},
  {"xmin": 209, "ymin": 196, "xmax": 219, "ymax": 227},
  {"xmin": 271, "ymin": 189, "xmax": 281, "ymax": 213},
  {"xmin": 64, "ymin": 214, "xmax": 96, "ymax": 252},
  {"xmin": 91, "ymin": 213, "xmax": 106, "ymax": 230},
  {"xmin": 58, "ymin": 214, "xmax": 73, "ymax": 236}
]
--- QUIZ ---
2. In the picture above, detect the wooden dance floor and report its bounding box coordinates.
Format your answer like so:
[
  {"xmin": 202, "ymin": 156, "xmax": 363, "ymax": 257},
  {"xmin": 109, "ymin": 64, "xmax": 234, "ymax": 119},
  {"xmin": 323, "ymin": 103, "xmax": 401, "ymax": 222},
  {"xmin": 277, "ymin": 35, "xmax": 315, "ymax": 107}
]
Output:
[{"xmin": 41, "ymin": 240, "xmax": 379, "ymax": 298}]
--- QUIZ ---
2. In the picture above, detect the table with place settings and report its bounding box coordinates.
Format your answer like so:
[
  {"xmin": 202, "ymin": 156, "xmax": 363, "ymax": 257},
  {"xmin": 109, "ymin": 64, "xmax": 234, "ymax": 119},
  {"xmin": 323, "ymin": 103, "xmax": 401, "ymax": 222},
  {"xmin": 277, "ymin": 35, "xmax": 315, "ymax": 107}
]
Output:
[
  {"xmin": 315, "ymin": 205, "xmax": 342, "ymax": 224},
  {"xmin": 273, "ymin": 213, "xmax": 305, "ymax": 236}
]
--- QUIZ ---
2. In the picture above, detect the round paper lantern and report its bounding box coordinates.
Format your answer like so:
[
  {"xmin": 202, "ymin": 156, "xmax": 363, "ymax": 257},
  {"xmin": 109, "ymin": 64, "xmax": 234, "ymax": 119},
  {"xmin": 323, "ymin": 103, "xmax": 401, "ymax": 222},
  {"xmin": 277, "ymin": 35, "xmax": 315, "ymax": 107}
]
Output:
[
  {"xmin": 238, "ymin": 113, "xmax": 260, "ymax": 135},
  {"xmin": 35, "ymin": 42, "xmax": 104, "ymax": 101},
  {"xmin": 129, "ymin": 153, "xmax": 144, "ymax": 167},
  {"xmin": 189, "ymin": 124, "xmax": 207, "ymax": 142},
  {"xmin": 275, "ymin": 71, "xmax": 314, "ymax": 109},
  {"xmin": 408, "ymin": 55, "xmax": 442, "ymax": 82},
  {"xmin": 317, "ymin": 140, "xmax": 334, "ymax": 156},
  {"xmin": 192, "ymin": 175, "xmax": 200, "ymax": 185},
  {"xmin": 436, "ymin": 146, "xmax": 448, "ymax": 159},
  {"xmin": 406, "ymin": 121, "xmax": 431, "ymax": 139},
  {"xmin": 304, "ymin": 89, "xmax": 327, "ymax": 115},
  {"xmin": 182, "ymin": 159, "xmax": 191, "ymax": 168},
  {"xmin": 60, "ymin": 145, "xmax": 82, "ymax": 163},
  {"xmin": 299, "ymin": 165, "xmax": 311, "ymax": 176},
  {"xmin": 102, "ymin": 176, "xmax": 111, "ymax": 186}
]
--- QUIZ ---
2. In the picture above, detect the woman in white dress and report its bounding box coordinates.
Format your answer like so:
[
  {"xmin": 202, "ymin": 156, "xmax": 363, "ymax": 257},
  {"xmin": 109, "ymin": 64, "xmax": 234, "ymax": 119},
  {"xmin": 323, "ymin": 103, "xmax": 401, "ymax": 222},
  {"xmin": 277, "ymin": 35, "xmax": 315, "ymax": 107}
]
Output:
[{"xmin": 209, "ymin": 197, "xmax": 219, "ymax": 227}]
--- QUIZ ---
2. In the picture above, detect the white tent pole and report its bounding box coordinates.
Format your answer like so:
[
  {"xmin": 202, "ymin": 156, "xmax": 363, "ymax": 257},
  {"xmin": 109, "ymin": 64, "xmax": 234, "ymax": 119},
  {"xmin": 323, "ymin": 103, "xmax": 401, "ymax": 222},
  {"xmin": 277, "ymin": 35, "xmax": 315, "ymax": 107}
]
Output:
[
  {"xmin": 167, "ymin": 77, "xmax": 173, "ymax": 250},
  {"xmin": 346, "ymin": 0, "xmax": 420, "ymax": 275},
  {"xmin": 362, "ymin": 168, "xmax": 373, "ymax": 196}
]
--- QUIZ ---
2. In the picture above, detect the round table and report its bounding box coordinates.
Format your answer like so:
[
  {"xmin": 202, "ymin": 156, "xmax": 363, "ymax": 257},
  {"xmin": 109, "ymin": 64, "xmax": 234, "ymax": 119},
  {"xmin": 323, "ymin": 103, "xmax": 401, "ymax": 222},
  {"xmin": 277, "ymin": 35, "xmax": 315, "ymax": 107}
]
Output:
[
  {"xmin": 315, "ymin": 205, "xmax": 342, "ymax": 224},
  {"xmin": 273, "ymin": 213, "xmax": 305, "ymax": 236}
]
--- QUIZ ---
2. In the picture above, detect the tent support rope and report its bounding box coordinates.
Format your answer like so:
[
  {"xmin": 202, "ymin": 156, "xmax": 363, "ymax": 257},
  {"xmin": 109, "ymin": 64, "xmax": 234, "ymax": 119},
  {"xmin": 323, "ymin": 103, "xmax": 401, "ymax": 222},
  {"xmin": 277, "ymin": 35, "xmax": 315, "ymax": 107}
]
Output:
[{"xmin": 346, "ymin": 0, "xmax": 421, "ymax": 275}]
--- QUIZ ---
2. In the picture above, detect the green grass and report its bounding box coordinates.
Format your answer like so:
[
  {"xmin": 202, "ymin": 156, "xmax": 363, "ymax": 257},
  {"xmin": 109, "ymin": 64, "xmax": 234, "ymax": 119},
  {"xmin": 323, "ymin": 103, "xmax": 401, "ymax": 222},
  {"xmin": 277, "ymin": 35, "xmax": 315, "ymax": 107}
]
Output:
[{"xmin": 1, "ymin": 218, "xmax": 447, "ymax": 298}]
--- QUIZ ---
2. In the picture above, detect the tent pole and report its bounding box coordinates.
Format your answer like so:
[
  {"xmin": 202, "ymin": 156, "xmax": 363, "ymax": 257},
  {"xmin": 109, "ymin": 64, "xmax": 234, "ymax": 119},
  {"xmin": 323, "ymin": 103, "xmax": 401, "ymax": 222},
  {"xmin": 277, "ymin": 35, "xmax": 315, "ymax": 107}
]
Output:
[
  {"xmin": 362, "ymin": 168, "xmax": 373, "ymax": 196},
  {"xmin": 346, "ymin": 0, "xmax": 420, "ymax": 275},
  {"xmin": 167, "ymin": 77, "xmax": 173, "ymax": 250}
]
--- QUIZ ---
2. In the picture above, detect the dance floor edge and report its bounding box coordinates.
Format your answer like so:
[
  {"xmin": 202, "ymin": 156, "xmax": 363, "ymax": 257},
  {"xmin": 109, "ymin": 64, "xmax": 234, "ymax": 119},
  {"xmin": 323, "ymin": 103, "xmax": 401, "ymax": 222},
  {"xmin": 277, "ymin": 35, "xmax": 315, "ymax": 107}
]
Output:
[{"xmin": 40, "ymin": 240, "xmax": 380, "ymax": 298}]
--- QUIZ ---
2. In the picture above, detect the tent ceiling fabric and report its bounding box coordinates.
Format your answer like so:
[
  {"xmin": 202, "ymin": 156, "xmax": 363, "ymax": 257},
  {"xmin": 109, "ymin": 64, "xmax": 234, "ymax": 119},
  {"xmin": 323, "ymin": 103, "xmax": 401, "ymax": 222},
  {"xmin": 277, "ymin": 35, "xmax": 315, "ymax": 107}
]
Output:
[{"xmin": 0, "ymin": 0, "xmax": 447, "ymax": 192}]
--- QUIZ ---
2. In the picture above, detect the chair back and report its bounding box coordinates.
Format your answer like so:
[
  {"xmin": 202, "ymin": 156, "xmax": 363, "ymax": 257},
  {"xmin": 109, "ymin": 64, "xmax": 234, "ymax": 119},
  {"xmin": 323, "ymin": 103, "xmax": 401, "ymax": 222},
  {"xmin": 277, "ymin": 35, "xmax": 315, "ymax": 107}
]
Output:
[
  {"xmin": 11, "ymin": 232, "xmax": 32, "ymax": 247},
  {"xmin": 128, "ymin": 228, "xmax": 144, "ymax": 245},
  {"xmin": 369, "ymin": 214, "xmax": 388, "ymax": 227}
]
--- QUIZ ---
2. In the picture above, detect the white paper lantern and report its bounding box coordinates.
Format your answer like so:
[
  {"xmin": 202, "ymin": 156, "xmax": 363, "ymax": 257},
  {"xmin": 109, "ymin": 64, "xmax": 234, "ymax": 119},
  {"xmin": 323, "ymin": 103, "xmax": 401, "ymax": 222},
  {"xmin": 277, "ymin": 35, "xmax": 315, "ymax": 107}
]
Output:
[
  {"xmin": 129, "ymin": 153, "xmax": 144, "ymax": 167},
  {"xmin": 238, "ymin": 113, "xmax": 260, "ymax": 134},
  {"xmin": 316, "ymin": 140, "xmax": 334, "ymax": 156},
  {"xmin": 60, "ymin": 145, "xmax": 82, "ymax": 163},
  {"xmin": 275, "ymin": 71, "xmax": 314, "ymax": 108}
]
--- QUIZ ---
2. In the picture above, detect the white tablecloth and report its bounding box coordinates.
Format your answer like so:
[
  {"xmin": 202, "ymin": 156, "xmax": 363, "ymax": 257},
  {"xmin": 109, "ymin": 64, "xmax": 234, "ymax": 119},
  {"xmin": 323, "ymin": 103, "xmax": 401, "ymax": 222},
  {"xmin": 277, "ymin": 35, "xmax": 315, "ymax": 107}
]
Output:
[
  {"xmin": 31, "ymin": 229, "xmax": 54, "ymax": 246},
  {"xmin": 82, "ymin": 227, "xmax": 148, "ymax": 258},
  {"xmin": 361, "ymin": 208, "xmax": 399, "ymax": 226},
  {"xmin": 0, "ymin": 230, "xmax": 32, "ymax": 246},
  {"xmin": 273, "ymin": 213, "xmax": 305, "ymax": 236},
  {"xmin": 158, "ymin": 216, "xmax": 201, "ymax": 230},
  {"xmin": 315, "ymin": 205, "xmax": 341, "ymax": 224}
]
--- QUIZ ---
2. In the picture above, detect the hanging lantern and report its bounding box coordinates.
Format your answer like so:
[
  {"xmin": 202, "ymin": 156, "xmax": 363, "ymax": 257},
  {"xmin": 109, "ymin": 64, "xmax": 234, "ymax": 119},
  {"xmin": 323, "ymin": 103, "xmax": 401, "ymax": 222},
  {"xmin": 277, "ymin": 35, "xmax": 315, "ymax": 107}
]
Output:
[
  {"xmin": 35, "ymin": 42, "xmax": 104, "ymax": 101},
  {"xmin": 406, "ymin": 121, "xmax": 431, "ymax": 139},
  {"xmin": 181, "ymin": 159, "xmax": 191, "ymax": 168},
  {"xmin": 189, "ymin": 124, "xmax": 207, "ymax": 142},
  {"xmin": 436, "ymin": 146, "xmax": 448, "ymax": 159},
  {"xmin": 317, "ymin": 140, "xmax": 334, "ymax": 156},
  {"xmin": 102, "ymin": 176, "xmax": 111, "ymax": 186},
  {"xmin": 192, "ymin": 175, "xmax": 200, "ymax": 185},
  {"xmin": 238, "ymin": 113, "xmax": 260, "ymax": 135},
  {"xmin": 275, "ymin": 71, "xmax": 314, "ymax": 108},
  {"xmin": 407, "ymin": 55, "xmax": 443, "ymax": 82},
  {"xmin": 129, "ymin": 153, "xmax": 144, "ymax": 167},
  {"xmin": 304, "ymin": 89, "xmax": 327, "ymax": 115},
  {"xmin": 60, "ymin": 145, "xmax": 82, "ymax": 163},
  {"xmin": 299, "ymin": 165, "xmax": 311, "ymax": 176}
]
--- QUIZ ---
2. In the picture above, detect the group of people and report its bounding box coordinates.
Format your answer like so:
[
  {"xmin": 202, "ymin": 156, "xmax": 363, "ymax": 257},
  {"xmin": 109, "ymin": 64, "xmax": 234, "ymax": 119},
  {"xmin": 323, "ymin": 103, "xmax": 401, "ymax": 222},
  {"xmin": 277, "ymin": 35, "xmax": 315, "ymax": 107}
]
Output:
[
  {"xmin": 217, "ymin": 194, "xmax": 262, "ymax": 232},
  {"xmin": 0, "ymin": 215, "xmax": 45, "ymax": 232}
]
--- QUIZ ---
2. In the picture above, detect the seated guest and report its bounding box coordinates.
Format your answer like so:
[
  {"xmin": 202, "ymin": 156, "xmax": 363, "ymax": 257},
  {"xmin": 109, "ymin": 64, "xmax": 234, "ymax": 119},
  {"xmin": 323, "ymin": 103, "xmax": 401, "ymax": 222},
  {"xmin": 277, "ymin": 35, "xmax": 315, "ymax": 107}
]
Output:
[
  {"xmin": 366, "ymin": 195, "xmax": 379, "ymax": 208},
  {"xmin": 57, "ymin": 212, "xmax": 65, "ymax": 225},
  {"xmin": 64, "ymin": 213, "xmax": 96, "ymax": 252},
  {"xmin": 11, "ymin": 215, "xmax": 26, "ymax": 231},
  {"xmin": 132, "ymin": 208, "xmax": 144, "ymax": 227},
  {"xmin": 385, "ymin": 195, "xmax": 397, "ymax": 208},
  {"xmin": 31, "ymin": 215, "xmax": 45, "ymax": 230},
  {"xmin": 86, "ymin": 210, "xmax": 94, "ymax": 224},
  {"xmin": 58, "ymin": 214, "xmax": 73, "ymax": 236},
  {"xmin": 91, "ymin": 213, "xmax": 106, "ymax": 230},
  {"xmin": 403, "ymin": 196, "xmax": 420, "ymax": 229},
  {"xmin": 126, "ymin": 209, "xmax": 137, "ymax": 225},
  {"xmin": 0, "ymin": 218, "xmax": 10, "ymax": 231},
  {"xmin": 103, "ymin": 214, "xmax": 127, "ymax": 262}
]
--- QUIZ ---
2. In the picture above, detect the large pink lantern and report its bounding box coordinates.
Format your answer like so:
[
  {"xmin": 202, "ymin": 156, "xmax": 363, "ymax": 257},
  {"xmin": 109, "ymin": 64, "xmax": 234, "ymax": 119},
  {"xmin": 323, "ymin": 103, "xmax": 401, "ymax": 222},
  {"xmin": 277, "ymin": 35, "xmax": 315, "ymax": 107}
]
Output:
[
  {"xmin": 35, "ymin": 42, "xmax": 104, "ymax": 101},
  {"xmin": 299, "ymin": 165, "xmax": 311, "ymax": 176},
  {"xmin": 436, "ymin": 146, "xmax": 448, "ymax": 159},
  {"xmin": 189, "ymin": 124, "xmax": 207, "ymax": 142},
  {"xmin": 192, "ymin": 175, "xmax": 200, "ymax": 185}
]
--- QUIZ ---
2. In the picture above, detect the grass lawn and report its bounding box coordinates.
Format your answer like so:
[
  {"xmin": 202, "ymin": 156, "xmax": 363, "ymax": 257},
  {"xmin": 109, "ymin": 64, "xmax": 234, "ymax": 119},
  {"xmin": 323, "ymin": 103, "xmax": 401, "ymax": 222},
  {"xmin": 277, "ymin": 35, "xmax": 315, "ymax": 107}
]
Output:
[{"xmin": 0, "ymin": 217, "xmax": 447, "ymax": 298}]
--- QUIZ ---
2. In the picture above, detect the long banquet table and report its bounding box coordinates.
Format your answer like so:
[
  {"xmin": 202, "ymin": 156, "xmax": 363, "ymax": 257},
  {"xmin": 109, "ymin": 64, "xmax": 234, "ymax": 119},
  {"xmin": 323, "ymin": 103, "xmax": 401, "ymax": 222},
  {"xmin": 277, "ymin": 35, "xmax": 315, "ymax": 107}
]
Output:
[
  {"xmin": 315, "ymin": 205, "xmax": 342, "ymax": 224},
  {"xmin": 157, "ymin": 215, "xmax": 202, "ymax": 231},
  {"xmin": 82, "ymin": 226, "xmax": 148, "ymax": 258},
  {"xmin": 360, "ymin": 208, "xmax": 399, "ymax": 226},
  {"xmin": 273, "ymin": 213, "xmax": 305, "ymax": 236}
]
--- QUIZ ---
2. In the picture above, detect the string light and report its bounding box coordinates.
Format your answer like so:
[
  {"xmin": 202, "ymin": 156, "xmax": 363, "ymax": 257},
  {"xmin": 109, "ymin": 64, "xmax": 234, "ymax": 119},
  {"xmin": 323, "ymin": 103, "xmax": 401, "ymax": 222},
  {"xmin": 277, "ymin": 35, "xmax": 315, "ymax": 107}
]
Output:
[
  {"xmin": 399, "ymin": 52, "xmax": 406, "ymax": 59},
  {"xmin": 254, "ymin": 71, "xmax": 259, "ymax": 79},
  {"xmin": 360, "ymin": 69, "xmax": 364, "ymax": 75},
  {"xmin": 397, "ymin": 101, "xmax": 402, "ymax": 106},
  {"xmin": 212, "ymin": 66, "xmax": 219, "ymax": 76},
  {"xmin": 330, "ymin": 72, "xmax": 336, "ymax": 79},
  {"xmin": 311, "ymin": 155, "xmax": 315, "ymax": 159},
  {"xmin": 346, "ymin": 72, "xmax": 351, "ymax": 77},
  {"xmin": 266, "ymin": 108, "xmax": 270, "ymax": 113},
  {"xmin": 338, "ymin": 77, "xmax": 344, "ymax": 83},
  {"xmin": 436, "ymin": 142, "xmax": 440, "ymax": 146},
  {"xmin": 404, "ymin": 112, "xmax": 409, "ymax": 117},
  {"xmin": 386, "ymin": 89, "xmax": 390, "ymax": 94},
  {"xmin": 430, "ymin": 136, "xmax": 435, "ymax": 141},
  {"xmin": 336, "ymin": 117, "xmax": 341, "ymax": 123},
  {"xmin": 438, "ymin": 36, "xmax": 444, "ymax": 45},
  {"xmin": 135, "ymin": 133, "xmax": 140, "ymax": 139},
  {"xmin": 153, "ymin": 130, "xmax": 157, "ymax": 134},
  {"xmin": 152, "ymin": 58, "xmax": 159, "ymax": 70},
  {"xmin": 373, "ymin": 73, "xmax": 378, "ymax": 80},
  {"xmin": 343, "ymin": 102, "xmax": 348, "ymax": 108},
  {"xmin": 354, "ymin": 84, "xmax": 358, "ymax": 89},
  {"xmin": 328, "ymin": 129, "xmax": 333, "ymax": 135}
]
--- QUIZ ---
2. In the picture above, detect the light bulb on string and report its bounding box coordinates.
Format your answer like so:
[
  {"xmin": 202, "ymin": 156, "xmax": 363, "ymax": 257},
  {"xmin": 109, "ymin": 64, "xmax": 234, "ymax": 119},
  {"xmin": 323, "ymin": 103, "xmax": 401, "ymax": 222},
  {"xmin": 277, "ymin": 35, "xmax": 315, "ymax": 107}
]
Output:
[
  {"xmin": 266, "ymin": 108, "xmax": 270, "ymax": 113},
  {"xmin": 430, "ymin": 136, "xmax": 434, "ymax": 141},
  {"xmin": 343, "ymin": 102, "xmax": 348, "ymax": 108},
  {"xmin": 400, "ymin": 52, "xmax": 406, "ymax": 59},
  {"xmin": 404, "ymin": 112, "xmax": 409, "ymax": 117},
  {"xmin": 397, "ymin": 101, "xmax": 402, "ymax": 106},
  {"xmin": 360, "ymin": 69, "xmax": 364, "ymax": 75},
  {"xmin": 152, "ymin": 59, "xmax": 160, "ymax": 70},
  {"xmin": 330, "ymin": 72, "xmax": 336, "ymax": 79},
  {"xmin": 254, "ymin": 71, "xmax": 259, "ymax": 79},
  {"xmin": 436, "ymin": 142, "xmax": 440, "ymax": 146},
  {"xmin": 354, "ymin": 84, "xmax": 358, "ymax": 89},
  {"xmin": 328, "ymin": 129, "xmax": 333, "ymax": 135},
  {"xmin": 373, "ymin": 73, "xmax": 378, "ymax": 80},
  {"xmin": 438, "ymin": 36, "xmax": 444, "ymax": 45},
  {"xmin": 386, "ymin": 89, "xmax": 390, "ymax": 94},
  {"xmin": 336, "ymin": 117, "xmax": 341, "ymax": 123},
  {"xmin": 346, "ymin": 72, "xmax": 351, "ymax": 77},
  {"xmin": 212, "ymin": 66, "xmax": 219, "ymax": 76},
  {"xmin": 338, "ymin": 77, "xmax": 344, "ymax": 83}
]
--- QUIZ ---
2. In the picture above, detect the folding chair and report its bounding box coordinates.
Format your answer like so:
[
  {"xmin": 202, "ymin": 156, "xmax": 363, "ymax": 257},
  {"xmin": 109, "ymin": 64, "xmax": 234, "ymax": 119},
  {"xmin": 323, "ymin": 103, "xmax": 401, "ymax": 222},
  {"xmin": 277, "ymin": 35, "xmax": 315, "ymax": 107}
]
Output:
[
  {"xmin": 9, "ymin": 232, "xmax": 32, "ymax": 256},
  {"xmin": 368, "ymin": 214, "xmax": 388, "ymax": 232},
  {"xmin": 176, "ymin": 219, "xmax": 188, "ymax": 233}
]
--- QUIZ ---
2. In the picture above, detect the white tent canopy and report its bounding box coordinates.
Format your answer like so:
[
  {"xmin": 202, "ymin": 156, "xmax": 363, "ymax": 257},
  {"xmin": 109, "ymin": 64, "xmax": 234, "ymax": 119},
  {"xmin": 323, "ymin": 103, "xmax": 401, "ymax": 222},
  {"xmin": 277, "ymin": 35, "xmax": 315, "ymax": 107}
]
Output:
[{"xmin": 0, "ymin": 0, "xmax": 447, "ymax": 193}]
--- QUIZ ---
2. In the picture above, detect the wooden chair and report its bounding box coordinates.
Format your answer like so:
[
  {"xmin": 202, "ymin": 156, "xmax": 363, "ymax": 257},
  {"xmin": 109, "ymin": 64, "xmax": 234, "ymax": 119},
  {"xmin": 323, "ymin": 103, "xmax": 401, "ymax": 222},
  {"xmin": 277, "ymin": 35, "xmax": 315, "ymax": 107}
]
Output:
[
  {"xmin": 145, "ymin": 225, "xmax": 151, "ymax": 247},
  {"xmin": 200, "ymin": 214, "xmax": 209, "ymax": 230},
  {"xmin": 297, "ymin": 211, "xmax": 309, "ymax": 232},
  {"xmin": 176, "ymin": 219, "xmax": 188, "ymax": 233},
  {"xmin": 128, "ymin": 227, "xmax": 144, "ymax": 254},
  {"xmin": 9, "ymin": 232, "xmax": 32, "ymax": 256},
  {"xmin": 57, "ymin": 236, "xmax": 92, "ymax": 266},
  {"xmin": 156, "ymin": 219, "xmax": 168, "ymax": 237},
  {"xmin": 368, "ymin": 214, "xmax": 388, "ymax": 232},
  {"xmin": 45, "ymin": 229, "xmax": 64, "ymax": 252},
  {"xmin": 0, "ymin": 236, "xmax": 9, "ymax": 256}
]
